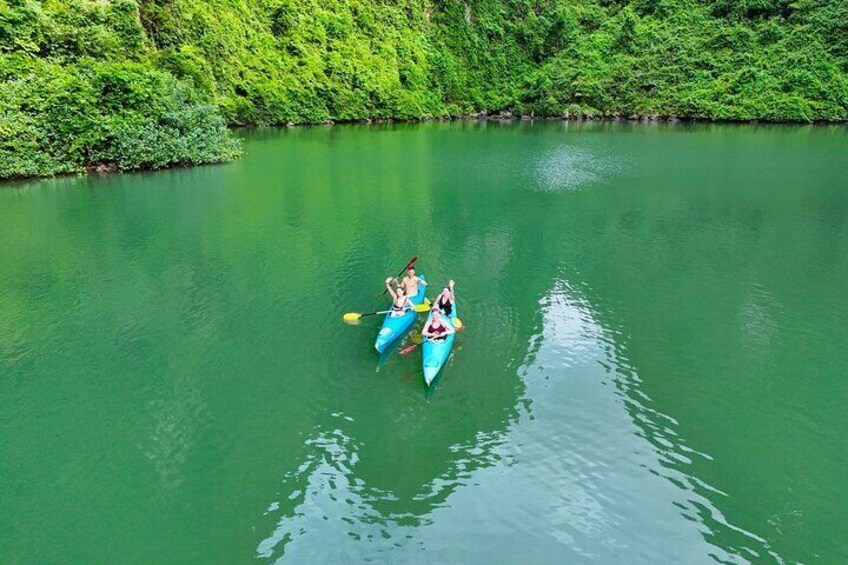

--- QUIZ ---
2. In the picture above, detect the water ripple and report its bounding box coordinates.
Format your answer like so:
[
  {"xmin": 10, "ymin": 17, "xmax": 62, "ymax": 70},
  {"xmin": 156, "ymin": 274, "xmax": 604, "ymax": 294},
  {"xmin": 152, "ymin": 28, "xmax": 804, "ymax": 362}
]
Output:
[{"xmin": 532, "ymin": 145, "xmax": 623, "ymax": 192}]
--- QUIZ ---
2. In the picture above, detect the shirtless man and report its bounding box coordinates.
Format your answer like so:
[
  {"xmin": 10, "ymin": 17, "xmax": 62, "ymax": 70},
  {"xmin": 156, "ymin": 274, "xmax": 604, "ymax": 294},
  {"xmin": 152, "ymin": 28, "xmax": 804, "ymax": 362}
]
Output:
[{"xmin": 398, "ymin": 266, "xmax": 427, "ymax": 297}]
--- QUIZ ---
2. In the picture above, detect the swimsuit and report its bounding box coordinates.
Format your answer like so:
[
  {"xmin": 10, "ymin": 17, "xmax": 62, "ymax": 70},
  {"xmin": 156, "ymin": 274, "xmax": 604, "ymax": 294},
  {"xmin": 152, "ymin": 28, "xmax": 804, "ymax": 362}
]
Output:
[
  {"xmin": 437, "ymin": 295, "xmax": 453, "ymax": 316},
  {"xmin": 391, "ymin": 298, "xmax": 408, "ymax": 316},
  {"xmin": 428, "ymin": 320, "xmax": 448, "ymax": 341}
]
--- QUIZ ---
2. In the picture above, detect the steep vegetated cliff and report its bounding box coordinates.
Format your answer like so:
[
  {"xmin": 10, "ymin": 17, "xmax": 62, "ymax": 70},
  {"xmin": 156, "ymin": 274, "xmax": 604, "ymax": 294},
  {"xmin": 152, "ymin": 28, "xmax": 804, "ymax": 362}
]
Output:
[{"xmin": 1, "ymin": 0, "xmax": 846, "ymax": 179}]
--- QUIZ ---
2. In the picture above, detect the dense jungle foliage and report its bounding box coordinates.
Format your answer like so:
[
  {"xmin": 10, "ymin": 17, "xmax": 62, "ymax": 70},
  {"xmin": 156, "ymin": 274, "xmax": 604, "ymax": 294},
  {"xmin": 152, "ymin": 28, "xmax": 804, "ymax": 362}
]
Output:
[{"xmin": 1, "ymin": 0, "xmax": 846, "ymax": 179}]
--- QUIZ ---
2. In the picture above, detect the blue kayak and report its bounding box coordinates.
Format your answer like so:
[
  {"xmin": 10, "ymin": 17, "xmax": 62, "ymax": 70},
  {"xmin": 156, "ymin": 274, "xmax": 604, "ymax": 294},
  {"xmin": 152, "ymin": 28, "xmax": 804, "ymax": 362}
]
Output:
[
  {"xmin": 422, "ymin": 300, "xmax": 458, "ymax": 386},
  {"xmin": 375, "ymin": 274, "xmax": 427, "ymax": 353}
]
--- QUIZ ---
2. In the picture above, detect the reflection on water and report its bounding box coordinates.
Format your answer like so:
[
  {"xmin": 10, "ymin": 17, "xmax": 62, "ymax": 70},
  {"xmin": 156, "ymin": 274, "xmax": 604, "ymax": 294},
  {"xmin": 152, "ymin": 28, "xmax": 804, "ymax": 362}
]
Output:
[
  {"xmin": 541, "ymin": 283, "xmax": 783, "ymax": 563},
  {"xmin": 256, "ymin": 415, "xmax": 512, "ymax": 561},
  {"xmin": 139, "ymin": 369, "xmax": 208, "ymax": 492},
  {"xmin": 739, "ymin": 284, "xmax": 779, "ymax": 367},
  {"xmin": 257, "ymin": 280, "xmax": 786, "ymax": 563},
  {"xmin": 533, "ymin": 143, "xmax": 623, "ymax": 193}
]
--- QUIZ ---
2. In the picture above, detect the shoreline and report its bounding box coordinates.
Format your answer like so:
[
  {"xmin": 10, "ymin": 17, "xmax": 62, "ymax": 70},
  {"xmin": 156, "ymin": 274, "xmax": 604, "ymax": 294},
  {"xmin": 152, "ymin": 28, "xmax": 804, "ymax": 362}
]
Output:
[
  {"xmin": 4, "ymin": 113, "xmax": 846, "ymax": 186},
  {"xmin": 338, "ymin": 113, "xmax": 848, "ymax": 125}
]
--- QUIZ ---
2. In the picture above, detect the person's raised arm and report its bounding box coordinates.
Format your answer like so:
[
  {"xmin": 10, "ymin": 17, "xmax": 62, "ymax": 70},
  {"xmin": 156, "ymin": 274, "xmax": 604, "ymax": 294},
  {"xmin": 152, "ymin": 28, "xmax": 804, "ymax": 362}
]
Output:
[
  {"xmin": 385, "ymin": 277, "xmax": 398, "ymax": 301},
  {"xmin": 448, "ymin": 279, "xmax": 455, "ymax": 302}
]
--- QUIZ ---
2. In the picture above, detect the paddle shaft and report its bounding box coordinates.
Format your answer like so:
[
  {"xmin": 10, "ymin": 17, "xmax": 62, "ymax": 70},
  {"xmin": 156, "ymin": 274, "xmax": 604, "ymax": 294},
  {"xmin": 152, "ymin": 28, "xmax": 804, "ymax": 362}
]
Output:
[
  {"xmin": 398, "ymin": 335, "xmax": 446, "ymax": 356},
  {"xmin": 359, "ymin": 309, "xmax": 393, "ymax": 319},
  {"xmin": 345, "ymin": 302, "xmax": 430, "ymax": 321}
]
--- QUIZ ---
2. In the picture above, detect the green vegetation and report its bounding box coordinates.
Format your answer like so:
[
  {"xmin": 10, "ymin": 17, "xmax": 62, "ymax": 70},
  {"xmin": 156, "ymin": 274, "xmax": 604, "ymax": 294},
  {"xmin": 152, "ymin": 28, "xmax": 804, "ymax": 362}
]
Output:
[{"xmin": 1, "ymin": 0, "xmax": 846, "ymax": 180}]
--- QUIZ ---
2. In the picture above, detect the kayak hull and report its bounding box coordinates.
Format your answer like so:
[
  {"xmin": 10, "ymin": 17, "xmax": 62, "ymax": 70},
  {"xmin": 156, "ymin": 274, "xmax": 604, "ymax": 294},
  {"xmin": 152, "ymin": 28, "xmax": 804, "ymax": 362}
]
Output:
[
  {"xmin": 422, "ymin": 300, "xmax": 458, "ymax": 386},
  {"xmin": 374, "ymin": 274, "xmax": 427, "ymax": 353}
]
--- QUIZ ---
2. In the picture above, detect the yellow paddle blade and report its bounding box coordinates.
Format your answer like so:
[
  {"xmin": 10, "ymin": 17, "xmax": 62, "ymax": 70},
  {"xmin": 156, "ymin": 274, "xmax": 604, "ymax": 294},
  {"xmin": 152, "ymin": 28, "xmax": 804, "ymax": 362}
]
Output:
[
  {"xmin": 343, "ymin": 312, "xmax": 361, "ymax": 321},
  {"xmin": 412, "ymin": 303, "xmax": 431, "ymax": 313},
  {"xmin": 453, "ymin": 318, "xmax": 463, "ymax": 329}
]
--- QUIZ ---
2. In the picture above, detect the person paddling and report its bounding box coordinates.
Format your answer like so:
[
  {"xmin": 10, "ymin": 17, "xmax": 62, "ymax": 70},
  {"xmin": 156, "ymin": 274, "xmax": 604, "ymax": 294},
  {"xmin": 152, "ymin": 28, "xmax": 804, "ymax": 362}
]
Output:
[
  {"xmin": 399, "ymin": 266, "xmax": 426, "ymax": 297},
  {"xmin": 385, "ymin": 278, "xmax": 412, "ymax": 317},
  {"xmin": 422, "ymin": 307, "xmax": 455, "ymax": 342},
  {"xmin": 434, "ymin": 279, "xmax": 455, "ymax": 316}
]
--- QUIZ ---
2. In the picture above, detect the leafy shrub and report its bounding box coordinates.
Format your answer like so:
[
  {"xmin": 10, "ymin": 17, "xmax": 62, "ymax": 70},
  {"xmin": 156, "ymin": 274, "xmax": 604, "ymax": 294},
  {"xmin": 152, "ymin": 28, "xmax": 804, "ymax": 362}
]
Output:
[
  {"xmin": 97, "ymin": 104, "xmax": 240, "ymax": 170},
  {"xmin": 0, "ymin": 54, "xmax": 239, "ymax": 179},
  {"xmin": 0, "ymin": 0, "xmax": 846, "ymax": 180}
]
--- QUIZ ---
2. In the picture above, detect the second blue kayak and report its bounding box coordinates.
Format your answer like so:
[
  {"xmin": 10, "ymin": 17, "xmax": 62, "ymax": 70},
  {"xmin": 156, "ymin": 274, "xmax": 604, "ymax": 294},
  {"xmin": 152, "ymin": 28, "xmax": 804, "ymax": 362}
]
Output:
[
  {"xmin": 375, "ymin": 274, "xmax": 427, "ymax": 353},
  {"xmin": 422, "ymin": 300, "xmax": 458, "ymax": 386}
]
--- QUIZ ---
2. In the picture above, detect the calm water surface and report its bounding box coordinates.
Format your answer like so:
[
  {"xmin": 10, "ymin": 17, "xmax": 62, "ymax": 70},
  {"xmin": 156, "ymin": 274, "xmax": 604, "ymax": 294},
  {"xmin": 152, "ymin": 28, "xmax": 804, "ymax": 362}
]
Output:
[{"xmin": 2, "ymin": 122, "xmax": 847, "ymax": 564}]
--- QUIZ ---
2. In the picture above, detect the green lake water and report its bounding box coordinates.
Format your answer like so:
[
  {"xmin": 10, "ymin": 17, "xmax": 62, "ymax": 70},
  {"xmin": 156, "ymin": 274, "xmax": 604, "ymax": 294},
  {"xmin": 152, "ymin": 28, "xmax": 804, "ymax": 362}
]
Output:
[{"xmin": 2, "ymin": 122, "xmax": 847, "ymax": 564}]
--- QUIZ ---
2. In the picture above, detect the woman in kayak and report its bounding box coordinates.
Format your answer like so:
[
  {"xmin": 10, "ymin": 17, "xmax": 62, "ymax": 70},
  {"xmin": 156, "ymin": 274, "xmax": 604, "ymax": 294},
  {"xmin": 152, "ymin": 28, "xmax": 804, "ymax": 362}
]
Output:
[
  {"xmin": 422, "ymin": 307, "xmax": 456, "ymax": 342},
  {"xmin": 385, "ymin": 277, "xmax": 412, "ymax": 317},
  {"xmin": 434, "ymin": 279, "xmax": 455, "ymax": 316}
]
